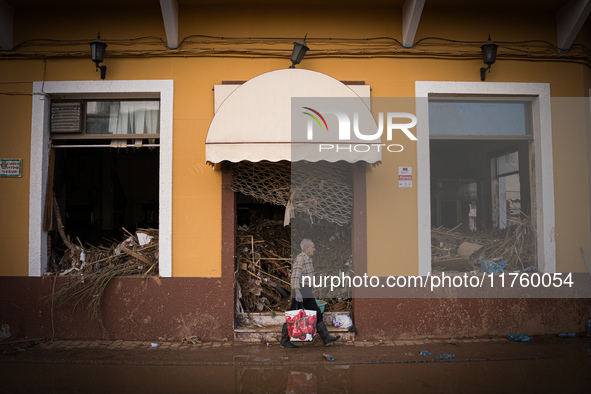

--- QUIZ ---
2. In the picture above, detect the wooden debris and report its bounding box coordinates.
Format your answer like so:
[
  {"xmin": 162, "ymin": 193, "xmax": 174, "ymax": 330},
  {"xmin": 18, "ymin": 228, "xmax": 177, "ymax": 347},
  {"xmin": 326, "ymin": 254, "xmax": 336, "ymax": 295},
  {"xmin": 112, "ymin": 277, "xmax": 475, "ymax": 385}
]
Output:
[
  {"xmin": 46, "ymin": 228, "xmax": 159, "ymax": 322},
  {"xmin": 457, "ymin": 242, "xmax": 484, "ymax": 259},
  {"xmin": 431, "ymin": 214, "xmax": 536, "ymax": 272},
  {"xmin": 236, "ymin": 216, "xmax": 352, "ymax": 313}
]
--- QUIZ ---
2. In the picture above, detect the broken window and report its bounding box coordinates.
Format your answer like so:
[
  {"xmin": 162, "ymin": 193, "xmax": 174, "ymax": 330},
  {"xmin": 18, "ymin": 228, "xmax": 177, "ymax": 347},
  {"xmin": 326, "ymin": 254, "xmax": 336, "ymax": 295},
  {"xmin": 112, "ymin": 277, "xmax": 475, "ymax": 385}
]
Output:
[
  {"xmin": 47, "ymin": 97, "xmax": 160, "ymax": 274},
  {"xmin": 429, "ymin": 98, "xmax": 536, "ymax": 273}
]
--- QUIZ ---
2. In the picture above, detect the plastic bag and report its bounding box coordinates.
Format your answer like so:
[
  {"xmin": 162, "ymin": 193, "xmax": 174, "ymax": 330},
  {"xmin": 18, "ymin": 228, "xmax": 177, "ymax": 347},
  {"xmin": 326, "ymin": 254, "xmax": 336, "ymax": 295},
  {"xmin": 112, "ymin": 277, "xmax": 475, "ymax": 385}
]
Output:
[
  {"xmin": 507, "ymin": 332, "xmax": 532, "ymax": 342},
  {"xmin": 285, "ymin": 309, "xmax": 317, "ymax": 341},
  {"xmin": 332, "ymin": 314, "xmax": 352, "ymax": 329},
  {"xmin": 481, "ymin": 259, "xmax": 504, "ymax": 274}
]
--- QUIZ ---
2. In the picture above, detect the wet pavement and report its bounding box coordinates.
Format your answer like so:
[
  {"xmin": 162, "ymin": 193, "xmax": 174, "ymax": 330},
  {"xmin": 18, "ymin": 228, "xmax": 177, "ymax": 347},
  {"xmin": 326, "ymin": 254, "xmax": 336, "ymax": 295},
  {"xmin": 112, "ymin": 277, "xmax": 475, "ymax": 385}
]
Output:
[{"xmin": 1, "ymin": 335, "xmax": 590, "ymax": 393}]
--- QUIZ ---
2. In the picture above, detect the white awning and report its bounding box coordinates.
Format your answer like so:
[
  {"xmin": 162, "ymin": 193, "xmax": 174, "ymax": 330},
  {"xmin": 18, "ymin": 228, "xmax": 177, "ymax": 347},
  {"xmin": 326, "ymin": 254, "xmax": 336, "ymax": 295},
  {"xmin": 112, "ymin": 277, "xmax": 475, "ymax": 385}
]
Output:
[{"xmin": 205, "ymin": 69, "xmax": 381, "ymax": 164}]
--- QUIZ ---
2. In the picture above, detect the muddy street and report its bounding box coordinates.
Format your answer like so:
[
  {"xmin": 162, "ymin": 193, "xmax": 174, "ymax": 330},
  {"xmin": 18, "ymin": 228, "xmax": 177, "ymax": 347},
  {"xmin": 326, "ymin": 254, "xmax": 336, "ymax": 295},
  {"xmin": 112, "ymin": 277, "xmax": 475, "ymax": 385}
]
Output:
[{"xmin": 1, "ymin": 335, "xmax": 590, "ymax": 393}]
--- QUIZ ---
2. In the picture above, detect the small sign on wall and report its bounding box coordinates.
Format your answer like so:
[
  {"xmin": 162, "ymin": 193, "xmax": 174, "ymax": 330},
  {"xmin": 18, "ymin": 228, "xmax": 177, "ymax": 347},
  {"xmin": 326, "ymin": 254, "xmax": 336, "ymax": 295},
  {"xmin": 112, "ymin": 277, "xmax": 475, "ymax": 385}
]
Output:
[
  {"xmin": 0, "ymin": 159, "xmax": 22, "ymax": 177},
  {"xmin": 399, "ymin": 166, "xmax": 412, "ymax": 188}
]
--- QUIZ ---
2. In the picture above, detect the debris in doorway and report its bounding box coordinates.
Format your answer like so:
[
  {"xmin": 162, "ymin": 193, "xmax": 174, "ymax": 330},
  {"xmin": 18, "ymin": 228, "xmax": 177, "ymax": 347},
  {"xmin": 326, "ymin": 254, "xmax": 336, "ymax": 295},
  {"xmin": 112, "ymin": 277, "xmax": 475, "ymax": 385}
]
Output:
[
  {"xmin": 506, "ymin": 333, "xmax": 532, "ymax": 342},
  {"xmin": 316, "ymin": 300, "xmax": 327, "ymax": 313},
  {"xmin": 432, "ymin": 214, "xmax": 535, "ymax": 273},
  {"xmin": 235, "ymin": 218, "xmax": 353, "ymax": 314},
  {"xmin": 332, "ymin": 314, "xmax": 352, "ymax": 329},
  {"xmin": 237, "ymin": 220, "xmax": 292, "ymax": 313}
]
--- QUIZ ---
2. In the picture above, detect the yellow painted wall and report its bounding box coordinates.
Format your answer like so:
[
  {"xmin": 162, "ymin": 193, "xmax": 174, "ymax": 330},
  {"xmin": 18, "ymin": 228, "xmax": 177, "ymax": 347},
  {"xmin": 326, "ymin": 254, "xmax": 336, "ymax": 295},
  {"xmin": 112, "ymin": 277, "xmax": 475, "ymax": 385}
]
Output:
[
  {"xmin": 0, "ymin": 81, "xmax": 32, "ymax": 276},
  {"xmin": 1, "ymin": 4, "xmax": 590, "ymax": 276},
  {"xmin": 551, "ymin": 98, "xmax": 590, "ymax": 272}
]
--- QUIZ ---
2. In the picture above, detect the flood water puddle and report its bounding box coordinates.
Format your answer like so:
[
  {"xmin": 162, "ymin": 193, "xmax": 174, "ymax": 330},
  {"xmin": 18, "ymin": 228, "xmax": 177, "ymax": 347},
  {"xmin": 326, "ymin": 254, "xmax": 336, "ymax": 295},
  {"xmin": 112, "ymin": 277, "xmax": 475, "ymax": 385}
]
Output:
[{"xmin": 2, "ymin": 357, "xmax": 589, "ymax": 393}]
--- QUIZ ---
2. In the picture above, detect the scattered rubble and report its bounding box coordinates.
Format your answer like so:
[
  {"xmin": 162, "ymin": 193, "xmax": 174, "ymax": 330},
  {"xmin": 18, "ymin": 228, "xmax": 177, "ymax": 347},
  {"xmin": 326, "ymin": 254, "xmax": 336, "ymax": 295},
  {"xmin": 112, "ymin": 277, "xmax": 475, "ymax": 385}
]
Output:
[
  {"xmin": 236, "ymin": 216, "xmax": 352, "ymax": 314},
  {"xmin": 46, "ymin": 228, "xmax": 159, "ymax": 321},
  {"xmin": 181, "ymin": 336, "xmax": 201, "ymax": 345},
  {"xmin": 432, "ymin": 214, "xmax": 536, "ymax": 273}
]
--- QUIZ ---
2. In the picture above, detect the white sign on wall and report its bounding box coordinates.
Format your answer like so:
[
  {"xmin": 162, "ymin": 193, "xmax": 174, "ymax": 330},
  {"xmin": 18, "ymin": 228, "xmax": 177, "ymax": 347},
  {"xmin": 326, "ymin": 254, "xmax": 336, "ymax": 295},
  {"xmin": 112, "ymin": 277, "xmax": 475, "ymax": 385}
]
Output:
[{"xmin": 399, "ymin": 166, "xmax": 412, "ymax": 188}]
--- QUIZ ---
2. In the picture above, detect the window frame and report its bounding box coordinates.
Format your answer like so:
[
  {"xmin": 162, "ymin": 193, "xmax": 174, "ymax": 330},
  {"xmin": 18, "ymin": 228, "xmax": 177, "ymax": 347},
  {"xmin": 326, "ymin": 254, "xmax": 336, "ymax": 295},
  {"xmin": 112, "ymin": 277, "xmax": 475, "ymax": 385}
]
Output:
[
  {"xmin": 50, "ymin": 98, "xmax": 161, "ymax": 140},
  {"xmin": 416, "ymin": 81, "xmax": 556, "ymax": 275},
  {"xmin": 30, "ymin": 80, "xmax": 173, "ymax": 278}
]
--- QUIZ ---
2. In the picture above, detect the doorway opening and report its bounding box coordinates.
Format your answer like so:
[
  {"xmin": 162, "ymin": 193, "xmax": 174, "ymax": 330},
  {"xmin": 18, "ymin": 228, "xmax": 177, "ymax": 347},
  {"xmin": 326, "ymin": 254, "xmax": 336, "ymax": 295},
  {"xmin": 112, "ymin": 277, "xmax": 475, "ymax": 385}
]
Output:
[{"xmin": 230, "ymin": 161, "xmax": 354, "ymax": 318}]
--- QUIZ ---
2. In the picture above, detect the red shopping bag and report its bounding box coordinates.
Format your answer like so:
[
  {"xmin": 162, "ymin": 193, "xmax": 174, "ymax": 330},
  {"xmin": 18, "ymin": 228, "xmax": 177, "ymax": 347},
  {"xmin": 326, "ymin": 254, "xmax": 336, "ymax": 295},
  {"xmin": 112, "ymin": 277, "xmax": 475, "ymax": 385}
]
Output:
[{"xmin": 285, "ymin": 308, "xmax": 317, "ymax": 342}]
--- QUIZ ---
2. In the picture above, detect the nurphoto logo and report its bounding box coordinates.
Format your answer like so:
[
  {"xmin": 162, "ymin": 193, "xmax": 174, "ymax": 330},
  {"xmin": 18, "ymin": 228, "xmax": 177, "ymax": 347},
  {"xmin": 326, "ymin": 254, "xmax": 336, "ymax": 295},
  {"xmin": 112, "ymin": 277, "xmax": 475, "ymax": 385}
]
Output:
[{"xmin": 301, "ymin": 106, "xmax": 418, "ymax": 154}]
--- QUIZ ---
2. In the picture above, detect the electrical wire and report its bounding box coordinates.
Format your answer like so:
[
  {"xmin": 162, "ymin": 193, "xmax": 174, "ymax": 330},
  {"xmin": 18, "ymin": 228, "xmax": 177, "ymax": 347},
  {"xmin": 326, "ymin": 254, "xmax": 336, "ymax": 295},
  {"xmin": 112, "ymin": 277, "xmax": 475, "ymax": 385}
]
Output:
[{"xmin": 1, "ymin": 35, "xmax": 590, "ymax": 68}]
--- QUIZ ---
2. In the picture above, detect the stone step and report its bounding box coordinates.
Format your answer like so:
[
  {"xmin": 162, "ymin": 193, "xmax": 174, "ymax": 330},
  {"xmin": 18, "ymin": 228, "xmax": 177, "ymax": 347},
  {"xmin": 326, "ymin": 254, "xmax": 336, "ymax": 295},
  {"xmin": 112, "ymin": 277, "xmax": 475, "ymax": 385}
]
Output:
[
  {"xmin": 236, "ymin": 311, "xmax": 351, "ymax": 327},
  {"xmin": 234, "ymin": 325, "xmax": 355, "ymax": 343},
  {"xmin": 234, "ymin": 312, "xmax": 355, "ymax": 342}
]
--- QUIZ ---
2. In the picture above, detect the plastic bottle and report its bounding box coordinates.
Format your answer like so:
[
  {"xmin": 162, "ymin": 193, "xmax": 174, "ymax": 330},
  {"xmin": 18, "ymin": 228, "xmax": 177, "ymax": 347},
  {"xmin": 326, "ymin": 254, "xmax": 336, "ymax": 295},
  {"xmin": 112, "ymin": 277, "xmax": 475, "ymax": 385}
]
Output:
[{"xmin": 556, "ymin": 332, "xmax": 576, "ymax": 338}]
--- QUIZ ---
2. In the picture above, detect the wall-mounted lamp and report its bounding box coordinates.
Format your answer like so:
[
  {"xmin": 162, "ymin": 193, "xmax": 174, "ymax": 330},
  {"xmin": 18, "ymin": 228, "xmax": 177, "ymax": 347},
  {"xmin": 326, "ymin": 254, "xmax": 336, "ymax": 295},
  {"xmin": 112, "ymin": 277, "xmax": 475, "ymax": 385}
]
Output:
[
  {"xmin": 289, "ymin": 35, "xmax": 309, "ymax": 68},
  {"xmin": 480, "ymin": 35, "xmax": 498, "ymax": 81},
  {"xmin": 90, "ymin": 33, "xmax": 107, "ymax": 80}
]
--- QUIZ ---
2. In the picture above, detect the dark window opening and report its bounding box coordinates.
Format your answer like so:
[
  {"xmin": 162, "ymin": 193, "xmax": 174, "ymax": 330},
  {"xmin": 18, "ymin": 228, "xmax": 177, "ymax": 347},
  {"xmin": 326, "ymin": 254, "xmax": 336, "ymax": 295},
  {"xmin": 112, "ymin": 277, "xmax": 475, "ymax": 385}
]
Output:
[
  {"xmin": 50, "ymin": 147, "xmax": 159, "ymax": 265},
  {"xmin": 430, "ymin": 139, "xmax": 535, "ymax": 272},
  {"xmin": 237, "ymin": 193, "xmax": 285, "ymax": 227}
]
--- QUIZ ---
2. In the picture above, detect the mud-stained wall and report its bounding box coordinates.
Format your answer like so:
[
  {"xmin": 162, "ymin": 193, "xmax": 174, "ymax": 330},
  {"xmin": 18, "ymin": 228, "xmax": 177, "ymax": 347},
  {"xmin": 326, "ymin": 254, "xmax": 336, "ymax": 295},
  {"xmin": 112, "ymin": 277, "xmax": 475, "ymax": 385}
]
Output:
[
  {"xmin": 0, "ymin": 277, "xmax": 234, "ymax": 341},
  {"xmin": 1, "ymin": 276, "xmax": 589, "ymax": 341},
  {"xmin": 354, "ymin": 298, "xmax": 591, "ymax": 340}
]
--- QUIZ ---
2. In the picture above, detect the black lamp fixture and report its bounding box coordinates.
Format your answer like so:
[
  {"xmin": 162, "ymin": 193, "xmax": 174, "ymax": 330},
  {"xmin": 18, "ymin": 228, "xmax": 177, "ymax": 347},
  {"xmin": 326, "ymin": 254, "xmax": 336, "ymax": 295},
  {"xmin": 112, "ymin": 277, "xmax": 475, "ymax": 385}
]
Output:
[
  {"xmin": 480, "ymin": 34, "xmax": 498, "ymax": 81},
  {"xmin": 289, "ymin": 35, "xmax": 309, "ymax": 68},
  {"xmin": 90, "ymin": 33, "xmax": 107, "ymax": 80}
]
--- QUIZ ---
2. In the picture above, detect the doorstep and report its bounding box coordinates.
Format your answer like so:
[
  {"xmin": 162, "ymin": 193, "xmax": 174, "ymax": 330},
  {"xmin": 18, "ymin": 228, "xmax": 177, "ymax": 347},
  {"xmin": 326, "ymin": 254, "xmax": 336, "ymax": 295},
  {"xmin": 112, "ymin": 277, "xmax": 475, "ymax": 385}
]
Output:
[{"xmin": 234, "ymin": 312, "xmax": 355, "ymax": 342}]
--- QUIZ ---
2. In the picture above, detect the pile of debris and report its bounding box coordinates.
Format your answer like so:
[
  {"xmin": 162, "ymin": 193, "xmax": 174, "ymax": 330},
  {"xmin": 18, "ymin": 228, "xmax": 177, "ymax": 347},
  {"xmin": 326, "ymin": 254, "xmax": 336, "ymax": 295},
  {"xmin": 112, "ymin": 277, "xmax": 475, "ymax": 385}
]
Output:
[
  {"xmin": 432, "ymin": 215, "xmax": 536, "ymax": 273},
  {"xmin": 47, "ymin": 228, "xmax": 159, "ymax": 321},
  {"xmin": 236, "ymin": 220, "xmax": 292, "ymax": 313},
  {"xmin": 236, "ymin": 216, "xmax": 352, "ymax": 314}
]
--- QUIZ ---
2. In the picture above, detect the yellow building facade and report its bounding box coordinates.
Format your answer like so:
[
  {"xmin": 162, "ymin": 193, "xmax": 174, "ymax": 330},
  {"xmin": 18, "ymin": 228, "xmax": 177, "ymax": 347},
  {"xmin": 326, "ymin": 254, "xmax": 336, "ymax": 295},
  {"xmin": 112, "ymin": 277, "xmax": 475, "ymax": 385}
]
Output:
[{"xmin": 1, "ymin": 1, "xmax": 590, "ymax": 340}]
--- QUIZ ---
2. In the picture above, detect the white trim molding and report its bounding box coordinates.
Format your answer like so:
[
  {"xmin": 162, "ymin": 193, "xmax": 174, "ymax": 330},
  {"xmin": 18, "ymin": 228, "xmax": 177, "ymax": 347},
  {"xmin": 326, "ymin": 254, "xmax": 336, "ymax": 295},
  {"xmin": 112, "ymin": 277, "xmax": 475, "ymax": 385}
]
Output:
[
  {"xmin": 415, "ymin": 81, "xmax": 556, "ymax": 275},
  {"xmin": 30, "ymin": 80, "xmax": 174, "ymax": 277}
]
